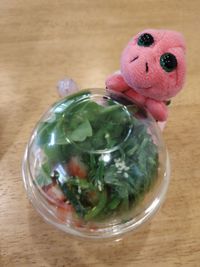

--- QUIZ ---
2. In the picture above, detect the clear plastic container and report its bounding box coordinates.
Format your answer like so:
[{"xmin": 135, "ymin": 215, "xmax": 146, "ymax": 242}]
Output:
[{"xmin": 22, "ymin": 89, "xmax": 170, "ymax": 239}]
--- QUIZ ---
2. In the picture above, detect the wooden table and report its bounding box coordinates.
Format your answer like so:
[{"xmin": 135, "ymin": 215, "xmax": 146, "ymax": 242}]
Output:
[{"xmin": 1, "ymin": 1, "xmax": 200, "ymax": 266}]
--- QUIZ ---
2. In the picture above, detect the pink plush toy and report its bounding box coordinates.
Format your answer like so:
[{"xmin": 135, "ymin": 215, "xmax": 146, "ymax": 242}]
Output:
[{"xmin": 106, "ymin": 29, "xmax": 186, "ymax": 122}]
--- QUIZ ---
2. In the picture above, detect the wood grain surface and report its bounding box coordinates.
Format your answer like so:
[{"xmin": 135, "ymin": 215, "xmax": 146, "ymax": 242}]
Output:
[{"xmin": 1, "ymin": 1, "xmax": 200, "ymax": 266}]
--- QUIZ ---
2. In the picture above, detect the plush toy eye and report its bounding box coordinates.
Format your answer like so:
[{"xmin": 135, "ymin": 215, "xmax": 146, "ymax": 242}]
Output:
[
  {"xmin": 137, "ymin": 33, "xmax": 154, "ymax": 47},
  {"xmin": 160, "ymin": 53, "xmax": 177, "ymax": 72}
]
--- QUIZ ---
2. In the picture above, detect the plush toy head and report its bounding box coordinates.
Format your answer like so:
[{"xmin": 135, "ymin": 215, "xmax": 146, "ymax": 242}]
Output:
[{"xmin": 120, "ymin": 29, "xmax": 186, "ymax": 101}]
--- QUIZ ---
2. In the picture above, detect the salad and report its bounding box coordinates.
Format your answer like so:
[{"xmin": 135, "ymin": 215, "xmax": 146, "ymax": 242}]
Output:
[{"xmin": 34, "ymin": 90, "xmax": 159, "ymax": 225}]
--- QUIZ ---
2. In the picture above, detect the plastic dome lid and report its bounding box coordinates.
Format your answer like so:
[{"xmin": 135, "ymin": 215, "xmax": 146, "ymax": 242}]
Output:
[{"xmin": 22, "ymin": 89, "xmax": 170, "ymax": 239}]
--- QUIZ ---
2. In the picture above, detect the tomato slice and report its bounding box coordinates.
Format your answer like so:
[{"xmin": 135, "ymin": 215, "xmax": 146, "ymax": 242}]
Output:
[
  {"xmin": 42, "ymin": 184, "xmax": 74, "ymax": 222},
  {"xmin": 43, "ymin": 183, "xmax": 66, "ymax": 204},
  {"xmin": 67, "ymin": 156, "xmax": 87, "ymax": 179},
  {"xmin": 56, "ymin": 202, "xmax": 74, "ymax": 222}
]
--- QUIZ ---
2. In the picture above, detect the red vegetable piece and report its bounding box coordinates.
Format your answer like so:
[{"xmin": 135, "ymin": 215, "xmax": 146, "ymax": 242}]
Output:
[
  {"xmin": 43, "ymin": 183, "xmax": 66, "ymax": 204},
  {"xmin": 56, "ymin": 202, "xmax": 74, "ymax": 222},
  {"xmin": 68, "ymin": 156, "xmax": 87, "ymax": 179}
]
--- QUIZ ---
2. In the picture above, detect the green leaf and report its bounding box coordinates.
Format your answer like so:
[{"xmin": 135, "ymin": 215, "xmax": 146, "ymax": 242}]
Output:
[
  {"xmin": 36, "ymin": 174, "xmax": 52, "ymax": 187},
  {"xmin": 36, "ymin": 163, "xmax": 52, "ymax": 187},
  {"xmin": 107, "ymin": 197, "xmax": 121, "ymax": 210},
  {"xmin": 43, "ymin": 144, "xmax": 63, "ymax": 162},
  {"xmin": 34, "ymin": 91, "xmax": 159, "ymax": 221},
  {"xmin": 84, "ymin": 190, "xmax": 107, "ymax": 220},
  {"xmin": 69, "ymin": 119, "xmax": 93, "ymax": 142}
]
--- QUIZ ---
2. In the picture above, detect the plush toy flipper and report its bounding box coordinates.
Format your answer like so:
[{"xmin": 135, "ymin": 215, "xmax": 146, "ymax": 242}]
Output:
[
  {"xmin": 105, "ymin": 73, "xmax": 131, "ymax": 92},
  {"xmin": 145, "ymin": 99, "xmax": 168, "ymax": 121},
  {"xmin": 124, "ymin": 88, "xmax": 146, "ymax": 105}
]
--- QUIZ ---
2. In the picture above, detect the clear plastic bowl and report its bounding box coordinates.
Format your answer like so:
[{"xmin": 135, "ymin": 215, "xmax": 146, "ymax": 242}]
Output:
[{"xmin": 22, "ymin": 89, "xmax": 170, "ymax": 239}]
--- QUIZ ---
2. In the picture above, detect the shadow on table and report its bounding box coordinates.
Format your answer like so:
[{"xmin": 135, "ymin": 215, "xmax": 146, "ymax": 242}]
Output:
[{"xmin": 28, "ymin": 208, "xmax": 150, "ymax": 267}]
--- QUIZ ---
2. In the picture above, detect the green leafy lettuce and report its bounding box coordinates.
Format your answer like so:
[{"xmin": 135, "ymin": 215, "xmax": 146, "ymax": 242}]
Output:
[{"xmin": 35, "ymin": 90, "xmax": 159, "ymax": 221}]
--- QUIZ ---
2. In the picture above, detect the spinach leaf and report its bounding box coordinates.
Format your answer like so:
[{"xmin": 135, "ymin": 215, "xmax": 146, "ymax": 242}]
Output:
[
  {"xmin": 35, "ymin": 162, "xmax": 52, "ymax": 187},
  {"xmin": 35, "ymin": 91, "xmax": 159, "ymax": 221},
  {"xmin": 69, "ymin": 119, "xmax": 93, "ymax": 142}
]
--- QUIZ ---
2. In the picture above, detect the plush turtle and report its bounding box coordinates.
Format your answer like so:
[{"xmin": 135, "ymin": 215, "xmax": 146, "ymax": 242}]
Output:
[{"xmin": 105, "ymin": 29, "xmax": 186, "ymax": 122}]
